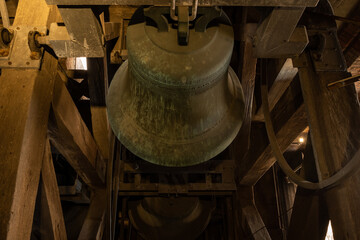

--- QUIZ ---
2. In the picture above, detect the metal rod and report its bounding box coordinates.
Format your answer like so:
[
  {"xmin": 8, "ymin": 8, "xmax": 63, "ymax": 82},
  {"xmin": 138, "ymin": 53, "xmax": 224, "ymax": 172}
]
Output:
[
  {"xmin": 0, "ymin": 0, "xmax": 10, "ymax": 28},
  {"xmin": 327, "ymin": 74, "xmax": 360, "ymax": 90}
]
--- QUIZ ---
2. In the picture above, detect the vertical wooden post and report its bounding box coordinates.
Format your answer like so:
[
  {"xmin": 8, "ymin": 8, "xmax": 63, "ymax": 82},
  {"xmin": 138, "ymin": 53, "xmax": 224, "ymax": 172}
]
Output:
[
  {"xmin": 296, "ymin": 51, "xmax": 360, "ymax": 238},
  {"xmin": 287, "ymin": 135, "xmax": 329, "ymax": 240},
  {"xmin": 0, "ymin": 1, "xmax": 58, "ymax": 238}
]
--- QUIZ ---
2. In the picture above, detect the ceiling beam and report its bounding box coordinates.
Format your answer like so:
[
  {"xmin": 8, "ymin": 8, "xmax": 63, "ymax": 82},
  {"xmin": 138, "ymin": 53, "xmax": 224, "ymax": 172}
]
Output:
[{"xmin": 45, "ymin": 0, "xmax": 319, "ymax": 7}]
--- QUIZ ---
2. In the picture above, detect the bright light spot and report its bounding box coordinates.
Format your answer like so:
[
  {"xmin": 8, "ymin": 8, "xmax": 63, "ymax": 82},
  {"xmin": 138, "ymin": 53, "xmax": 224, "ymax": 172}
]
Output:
[
  {"xmin": 76, "ymin": 57, "xmax": 87, "ymax": 70},
  {"xmin": 299, "ymin": 137, "xmax": 304, "ymax": 143},
  {"xmin": 326, "ymin": 221, "xmax": 334, "ymax": 240}
]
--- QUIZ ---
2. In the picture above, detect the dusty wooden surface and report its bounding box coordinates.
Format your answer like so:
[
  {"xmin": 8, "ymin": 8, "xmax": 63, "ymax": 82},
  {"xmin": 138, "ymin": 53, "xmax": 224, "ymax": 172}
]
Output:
[
  {"xmin": 0, "ymin": 1, "xmax": 59, "ymax": 238},
  {"xmin": 253, "ymin": 58, "xmax": 298, "ymax": 122},
  {"xmin": 297, "ymin": 52, "xmax": 360, "ymax": 239},
  {"xmin": 48, "ymin": 76, "xmax": 106, "ymax": 189},
  {"xmin": 78, "ymin": 190, "xmax": 106, "ymax": 240},
  {"xmin": 40, "ymin": 140, "xmax": 68, "ymax": 240}
]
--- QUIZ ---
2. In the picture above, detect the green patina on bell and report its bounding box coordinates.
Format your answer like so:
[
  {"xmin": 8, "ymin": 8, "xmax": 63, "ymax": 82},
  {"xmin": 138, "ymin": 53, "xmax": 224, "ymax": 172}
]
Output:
[{"xmin": 107, "ymin": 8, "xmax": 244, "ymax": 167}]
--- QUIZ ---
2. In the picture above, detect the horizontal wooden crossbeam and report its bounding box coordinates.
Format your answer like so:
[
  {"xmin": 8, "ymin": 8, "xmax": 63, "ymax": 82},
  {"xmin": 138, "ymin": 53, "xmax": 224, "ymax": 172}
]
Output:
[{"xmin": 45, "ymin": 0, "xmax": 319, "ymax": 7}]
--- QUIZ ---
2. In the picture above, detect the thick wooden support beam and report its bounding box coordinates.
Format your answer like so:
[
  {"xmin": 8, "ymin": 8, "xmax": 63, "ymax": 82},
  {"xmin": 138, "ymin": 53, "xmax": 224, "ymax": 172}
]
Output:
[
  {"xmin": 0, "ymin": 1, "xmax": 58, "ymax": 239},
  {"xmin": 288, "ymin": 189, "xmax": 329, "ymax": 240},
  {"xmin": 45, "ymin": 0, "xmax": 320, "ymax": 7},
  {"xmin": 287, "ymin": 135, "xmax": 329, "ymax": 240},
  {"xmin": 40, "ymin": 140, "xmax": 68, "ymax": 240},
  {"xmin": 253, "ymin": 58, "xmax": 298, "ymax": 122},
  {"xmin": 48, "ymin": 75, "xmax": 106, "ymax": 189},
  {"xmin": 238, "ymin": 76, "xmax": 307, "ymax": 185},
  {"xmin": 87, "ymin": 58, "xmax": 110, "ymax": 160},
  {"xmin": 296, "ymin": 52, "xmax": 360, "ymax": 239},
  {"xmin": 254, "ymin": 7, "xmax": 308, "ymax": 58},
  {"xmin": 231, "ymin": 23, "xmax": 257, "ymax": 164},
  {"xmin": 78, "ymin": 190, "xmax": 106, "ymax": 240}
]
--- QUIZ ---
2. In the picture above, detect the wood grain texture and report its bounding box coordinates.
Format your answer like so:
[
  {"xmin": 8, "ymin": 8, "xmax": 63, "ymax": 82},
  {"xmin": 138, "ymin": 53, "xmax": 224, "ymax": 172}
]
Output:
[
  {"xmin": 238, "ymin": 76, "xmax": 307, "ymax": 185},
  {"xmin": 0, "ymin": 52, "xmax": 58, "ymax": 239},
  {"xmin": 231, "ymin": 23, "xmax": 257, "ymax": 168},
  {"xmin": 41, "ymin": 140, "xmax": 68, "ymax": 240},
  {"xmin": 87, "ymin": 58, "xmax": 110, "ymax": 160},
  {"xmin": 78, "ymin": 190, "xmax": 106, "ymax": 240},
  {"xmin": 287, "ymin": 134, "xmax": 329, "ymax": 240},
  {"xmin": 253, "ymin": 58, "xmax": 298, "ymax": 121},
  {"xmin": 48, "ymin": 75, "xmax": 106, "ymax": 189},
  {"xmin": 297, "ymin": 52, "xmax": 360, "ymax": 239}
]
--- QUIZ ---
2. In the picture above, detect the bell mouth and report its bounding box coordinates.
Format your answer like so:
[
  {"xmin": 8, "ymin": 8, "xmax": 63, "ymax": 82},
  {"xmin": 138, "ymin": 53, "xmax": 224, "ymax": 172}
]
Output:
[{"xmin": 107, "ymin": 61, "xmax": 244, "ymax": 167}]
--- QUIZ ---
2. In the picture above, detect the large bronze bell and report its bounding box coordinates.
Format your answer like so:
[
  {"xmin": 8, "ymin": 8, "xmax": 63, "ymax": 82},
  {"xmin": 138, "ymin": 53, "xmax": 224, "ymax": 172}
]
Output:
[{"xmin": 107, "ymin": 8, "xmax": 245, "ymax": 166}]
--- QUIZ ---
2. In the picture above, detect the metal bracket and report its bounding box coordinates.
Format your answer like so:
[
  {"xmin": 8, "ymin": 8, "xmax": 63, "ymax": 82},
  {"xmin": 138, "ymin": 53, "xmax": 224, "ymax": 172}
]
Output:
[
  {"xmin": 307, "ymin": 29, "xmax": 346, "ymax": 71},
  {"xmin": 170, "ymin": 0, "xmax": 198, "ymax": 21},
  {"xmin": 0, "ymin": 26, "xmax": 46, "ymax": 69}
]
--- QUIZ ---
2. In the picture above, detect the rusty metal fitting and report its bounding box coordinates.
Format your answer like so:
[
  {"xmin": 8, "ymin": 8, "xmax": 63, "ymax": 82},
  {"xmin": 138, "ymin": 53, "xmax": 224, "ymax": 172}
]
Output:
[{"xmin": 28, "ymin": 31, "xmax": 43, "ymax": 60}]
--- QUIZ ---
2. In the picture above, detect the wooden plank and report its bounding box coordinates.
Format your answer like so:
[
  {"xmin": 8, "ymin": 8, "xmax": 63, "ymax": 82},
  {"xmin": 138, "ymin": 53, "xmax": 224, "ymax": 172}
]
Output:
[
  {"xmin": 296, "ymin": 52, "xmax": 360, "ymax": 239},
  {"xmin": 78, "ymin": 190, "xmax": 106, "ymax": 240},
  {"xmin": 253, "ymin": 58, "xmax": 298, "ymax": 122},
  {"xmin": 230, "ymin": 23, "xmax": 257, "ymax": 162},
  {"xmin": 287, "ymin": 134, "xmax": 329, "ymax": 240},
  {"xmin": 45, "ymin": 0, "xmax": 320, "ymax": 7},
  {"xmin": 87, "ymin": 58, "xmax": 110, "ymax": 160},
  {"xmin": 287, "ymin": 189, "xmax": 329, "ymax": 240},
  {"xmin": 48, "ymin": 75, "xmax": 106, "ymax": 189},
  {"xmin": 0, "ymin": 1, "xmax": 59, "ymax": 238},
  {"xmin": 254, "ymin": 7, "xmax": 307, "ymax": 58},
  {"xmin": 238, "ymin": 75, "xmax": 307, "ymax": 185},
  {"xmin": 40, "ymin": 140, "xmax": 68, "ymax": 240}
]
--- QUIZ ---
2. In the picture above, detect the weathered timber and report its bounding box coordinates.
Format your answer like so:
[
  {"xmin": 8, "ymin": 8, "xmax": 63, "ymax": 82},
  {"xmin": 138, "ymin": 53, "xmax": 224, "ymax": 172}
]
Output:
[
  {"xmin": 40, "ymin": 140, "xmax": 68, "ymax": 240},
  {"xmin": 238, "ymin": 75, "xmax": 307, "ymax": 186},
  {"xmin": 78, "ymin": 190, "xmax": 106, "ymax": 240},
  {"xmin": 48, "ymin": 75, "xmax": 106, "ymax": 189},
  {"xmin": 230, "ymin": 24, "xmax": 270, "ymax": 239},
  {"xmin": 253, "ymin": 58, "xmax": 298, "ymax": 121},
  {"xmin": 87, "ymin": 58, "xmax": 110, "ymax": 160},
  {"xmin": 105, "ymin": 134, "xmax": 116, "ymax": 240},
  {"xmin": 254, "ymin": 7, "xmax": 308, "ymax": 58},
  {"xmin": 287, "ymin": 134, "xmax": 329, "ymax": 240},
  {"xmin": 230, "ymin": 23, "xmax": 257, "ymax": 165},
  {"xmin": 0, "ymin": 1, "xmax": 59, "ymax": 239},
  {"xmin": 296, "ymin": 52, "xmax": 360, "ymax": 239},
  {"xmin": 45, "ymin": 0, "xmax": 319, "ymax": 7}
]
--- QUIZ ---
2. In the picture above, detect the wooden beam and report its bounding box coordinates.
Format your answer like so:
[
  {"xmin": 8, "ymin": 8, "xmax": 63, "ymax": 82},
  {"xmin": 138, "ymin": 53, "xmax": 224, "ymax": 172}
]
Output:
[
  {"xmin": 231, "ymin": 23, "xmax": 257, "ymax": 166},
  {"xmin": 48, "ymin": 75, "xmax": 106, "ymax": 189},
  {"xmin": 287, "ymin": 135, "xmax": 329, "ymax": 240},
  {"xmin": 238, "ymin": 75, "xmax": 307, "ymax": 185},
  {"xmin": 0, "ymin": 1, "xmax": 59, "ymax": 239},
  {"xmin": 40, "ymin": 140, "xmax": 68, "ymax": 240},
  {"xmin": 78, "ymin": 190, "xmax": 106, "ymax": 240},
  {"xmin": 253, "ymin": 58, "xmax": 298, "ymax": 122},
  {"xmin": 296, "ymin": 51, "xmax": 360, "ymax": 239},
  {"xmin": 87, "ymin": 58, "xmax": 110, "ymax": 160}
]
